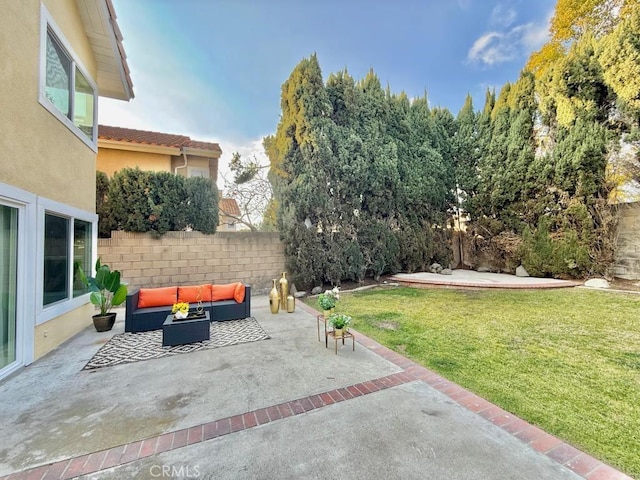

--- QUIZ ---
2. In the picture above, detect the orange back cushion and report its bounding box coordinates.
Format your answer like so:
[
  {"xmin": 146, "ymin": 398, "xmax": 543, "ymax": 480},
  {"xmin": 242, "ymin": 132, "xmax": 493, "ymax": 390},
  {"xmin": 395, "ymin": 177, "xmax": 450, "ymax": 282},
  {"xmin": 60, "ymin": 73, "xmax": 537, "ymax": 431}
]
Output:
[
  {"xmin": 178, "ymin": 284, "xmax": 213, "ymax": 303},
  {"xmin": 234, "ymin": 283, "xmax": 246, "ymax": 303},
  {"xmin": 211, "ymin": 283, "xmax": 238, "ymax": 302},
  {"xmin": 137, "ymin": 287, "xmax": 177, "ymax": 308}
]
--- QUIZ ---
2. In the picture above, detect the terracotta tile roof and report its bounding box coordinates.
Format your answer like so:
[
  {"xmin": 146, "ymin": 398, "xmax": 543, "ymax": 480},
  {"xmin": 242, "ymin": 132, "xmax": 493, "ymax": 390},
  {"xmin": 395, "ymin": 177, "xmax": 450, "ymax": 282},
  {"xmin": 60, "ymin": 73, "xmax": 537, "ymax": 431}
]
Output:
[
  {"xmin": 219, "ymin": 198, "xmax": 241, "ymax": 216},
  {"xmin": 98, "ymin": 125, "xmax": 221, "ymax": 153}
]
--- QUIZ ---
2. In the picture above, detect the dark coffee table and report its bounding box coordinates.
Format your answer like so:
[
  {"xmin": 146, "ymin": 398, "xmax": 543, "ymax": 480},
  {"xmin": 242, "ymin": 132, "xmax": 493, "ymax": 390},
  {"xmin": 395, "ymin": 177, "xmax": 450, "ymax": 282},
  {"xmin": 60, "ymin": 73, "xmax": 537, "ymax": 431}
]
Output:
[{"xmin": 162, "ymin": 311, "xmax": 210, "ymax": 346}]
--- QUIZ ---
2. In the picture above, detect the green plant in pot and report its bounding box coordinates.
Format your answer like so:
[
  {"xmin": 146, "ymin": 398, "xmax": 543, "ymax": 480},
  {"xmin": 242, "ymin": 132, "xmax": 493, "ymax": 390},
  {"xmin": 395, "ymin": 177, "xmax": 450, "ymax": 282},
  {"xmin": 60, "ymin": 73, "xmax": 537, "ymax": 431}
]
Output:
[
  {"xmin": 318, "ymin": 287, "xmax": 340, "ymax": 317},
  {"xmin": 79, "ymin": 258, "xmax": 128, "ymax": 332},
  {"xmin": 328, "ymin": 313, "xmax": 351, "ymax": 337}
]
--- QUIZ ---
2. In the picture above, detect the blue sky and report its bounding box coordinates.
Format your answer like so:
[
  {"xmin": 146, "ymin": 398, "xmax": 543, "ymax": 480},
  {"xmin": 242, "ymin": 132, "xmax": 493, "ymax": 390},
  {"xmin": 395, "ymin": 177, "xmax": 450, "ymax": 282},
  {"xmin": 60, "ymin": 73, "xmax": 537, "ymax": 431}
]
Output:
[{"xmin": 99, "ymin": 0, "xmax": 556, "ymax": 183}]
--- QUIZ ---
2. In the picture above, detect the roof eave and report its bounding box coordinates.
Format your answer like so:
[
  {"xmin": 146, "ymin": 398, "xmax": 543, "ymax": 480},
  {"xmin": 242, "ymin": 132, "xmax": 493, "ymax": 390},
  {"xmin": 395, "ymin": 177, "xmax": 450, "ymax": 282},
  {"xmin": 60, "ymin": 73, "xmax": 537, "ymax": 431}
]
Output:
[
  {"xmin": 77, "ymin": 0, "xmax": 134, "ymax": 101},
  {"xmin": 98, "ymin": 138, "xmax": 179, "ymax": 155},
  {"xmin": 181, "ymin": 146, "xmax": 223, "ymax": 157}
]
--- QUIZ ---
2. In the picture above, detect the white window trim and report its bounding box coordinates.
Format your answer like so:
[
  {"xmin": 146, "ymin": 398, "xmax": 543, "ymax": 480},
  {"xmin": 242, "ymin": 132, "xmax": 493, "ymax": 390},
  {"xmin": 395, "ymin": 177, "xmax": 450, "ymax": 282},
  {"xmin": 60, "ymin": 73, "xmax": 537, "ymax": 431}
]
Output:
[
  {"xmin": 0, "ymin": 183, "xmax": 37, "ymax": 369},
  {"xmin": 38, "ymin": 3, "xmax": 98, "ymax": 152},
  {"xmin": 35, "ymin": 197, "xmax": 98, "ymax": 326}
]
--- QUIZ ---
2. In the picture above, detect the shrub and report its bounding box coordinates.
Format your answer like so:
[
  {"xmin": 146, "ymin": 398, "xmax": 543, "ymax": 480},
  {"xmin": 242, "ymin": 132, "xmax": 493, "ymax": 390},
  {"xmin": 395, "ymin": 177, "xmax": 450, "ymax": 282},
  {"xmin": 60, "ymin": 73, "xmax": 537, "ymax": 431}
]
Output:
[{"xmin": 101, "ymin": 167, "xmax": 218, "ymax": 237}]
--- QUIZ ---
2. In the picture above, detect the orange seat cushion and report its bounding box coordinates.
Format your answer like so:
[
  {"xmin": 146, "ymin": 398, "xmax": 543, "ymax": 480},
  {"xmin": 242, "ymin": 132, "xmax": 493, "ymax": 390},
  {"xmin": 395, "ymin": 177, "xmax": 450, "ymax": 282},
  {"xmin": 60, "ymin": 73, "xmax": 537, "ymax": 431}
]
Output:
[
  {"xmin": 234, "ymin": 283, "xmax": 246, "ymax": 303},
  {"xmin": 212, "ymin": 283, "xmax": 238, "ymax": 302},
  {"xmin": 137, "ymin": 287, "xmax": 177, "ymax": 308},
  {"xmin": 178, "ymin": 284, "xmax": 213, "ymax": 303}
]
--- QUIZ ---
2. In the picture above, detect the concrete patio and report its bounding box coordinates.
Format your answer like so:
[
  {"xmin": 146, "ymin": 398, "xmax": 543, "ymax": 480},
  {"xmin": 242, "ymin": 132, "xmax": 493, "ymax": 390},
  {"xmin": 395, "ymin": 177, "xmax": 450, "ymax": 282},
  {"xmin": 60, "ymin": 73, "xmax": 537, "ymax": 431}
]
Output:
[{"xmin": 0, "ymin": 294, "xmax": 631, "ymax": 480}]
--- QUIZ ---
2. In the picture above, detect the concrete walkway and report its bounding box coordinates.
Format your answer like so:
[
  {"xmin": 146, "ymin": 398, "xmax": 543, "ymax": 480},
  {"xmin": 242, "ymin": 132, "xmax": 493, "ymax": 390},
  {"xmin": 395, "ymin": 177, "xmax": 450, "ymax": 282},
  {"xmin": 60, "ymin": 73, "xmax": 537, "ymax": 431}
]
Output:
[{"xmin": 0, "ymin": 296, "xmax": 631, "ymax": 480}]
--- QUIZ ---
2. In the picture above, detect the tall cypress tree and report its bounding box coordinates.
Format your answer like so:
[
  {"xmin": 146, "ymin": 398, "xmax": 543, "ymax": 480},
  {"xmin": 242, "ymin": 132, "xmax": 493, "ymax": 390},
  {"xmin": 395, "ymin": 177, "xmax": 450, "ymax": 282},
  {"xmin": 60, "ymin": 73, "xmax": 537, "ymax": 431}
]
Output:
[{"xmin": 453, "ymin": 94, "xmax": 479, "ymax": 214}]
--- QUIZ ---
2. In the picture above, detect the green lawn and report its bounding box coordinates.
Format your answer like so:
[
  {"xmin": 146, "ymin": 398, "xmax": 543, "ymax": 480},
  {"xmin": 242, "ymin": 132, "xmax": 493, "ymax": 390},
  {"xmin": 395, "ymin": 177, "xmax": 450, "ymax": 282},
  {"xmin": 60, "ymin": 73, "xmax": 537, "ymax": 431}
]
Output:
[{"xmin": 310, "ymin": 287, "xmax": 640, "ymax": 478}]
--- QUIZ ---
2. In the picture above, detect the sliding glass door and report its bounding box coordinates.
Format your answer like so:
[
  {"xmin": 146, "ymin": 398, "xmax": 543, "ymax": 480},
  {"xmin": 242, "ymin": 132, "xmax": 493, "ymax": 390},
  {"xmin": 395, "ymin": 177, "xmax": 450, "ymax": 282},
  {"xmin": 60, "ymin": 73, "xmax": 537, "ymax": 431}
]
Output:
[{"xmin": 0, "ymin": 204, "xmax": 18, "ymax": 371}]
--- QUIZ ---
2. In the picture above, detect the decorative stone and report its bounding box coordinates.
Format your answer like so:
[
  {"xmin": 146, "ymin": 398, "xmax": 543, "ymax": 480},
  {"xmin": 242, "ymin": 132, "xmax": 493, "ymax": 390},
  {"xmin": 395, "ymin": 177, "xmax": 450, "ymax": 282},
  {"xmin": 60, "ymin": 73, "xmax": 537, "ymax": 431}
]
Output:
[
  {"xmin": 311, "ymin": 286, "xmax": 323, "ymax": 295},
  {"xmin": 441, "ymin": 268, "xmax": 453, "ymax": 275},
  {"xmin": 515, "ymin": 265, "xmax": 530, "ymax": 277},
  {"xmin": 294, "ymin": 291, "xmax": 306, "ymax": 298},
  {"xmin": 429, "ymin": 263, "xmax": 443, "ymax": 274},
  {"xmin": 584, "ymin": 278, "xmax": 610, "ymax": 289}
]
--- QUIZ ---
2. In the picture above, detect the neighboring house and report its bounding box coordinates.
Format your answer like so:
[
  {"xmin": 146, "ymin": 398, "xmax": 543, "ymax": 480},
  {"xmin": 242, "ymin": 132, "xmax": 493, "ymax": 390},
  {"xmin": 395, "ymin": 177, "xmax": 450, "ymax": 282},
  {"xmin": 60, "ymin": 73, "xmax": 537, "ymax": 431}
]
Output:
[
  {"xmin": 97, "ymin": 125, "xmax": 222, "ymax": 181},
  {"xmin": 0, "ymin": 0, "xmax": 133, "ymax": 380},
  {"xmin": 96, "ymin": 126, "xmax": 233, "ymax": 230},
  {"xmin": 219, "ymin": 198, "xmax": 241, "ymax": 231}
]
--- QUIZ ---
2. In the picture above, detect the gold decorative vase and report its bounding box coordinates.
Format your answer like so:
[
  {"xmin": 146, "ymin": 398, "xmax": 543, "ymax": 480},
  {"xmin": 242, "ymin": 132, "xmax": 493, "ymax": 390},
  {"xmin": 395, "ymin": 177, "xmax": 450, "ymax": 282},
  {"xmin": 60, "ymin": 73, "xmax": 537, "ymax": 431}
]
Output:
[
  {"xmin": 286, "ymin": 294, "xmax": 295, "ymax": 313},
  {"xmin": 269, "ymin": 279, "xmax": 280, "ymax": 314},
  {"xmin": 278, "ymin": 272, "xmax": 289, "ymax": 311}
]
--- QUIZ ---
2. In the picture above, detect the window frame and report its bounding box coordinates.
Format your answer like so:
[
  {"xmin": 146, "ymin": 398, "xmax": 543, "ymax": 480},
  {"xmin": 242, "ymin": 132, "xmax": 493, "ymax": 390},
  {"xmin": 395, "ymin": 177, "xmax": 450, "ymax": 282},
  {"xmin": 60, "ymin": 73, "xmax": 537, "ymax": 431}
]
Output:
[
  {"xmin": 0, "ymin": 182, "xmax": 38, "ymax": 369},
  {"xmin": 38, "ymin": 4, "xmax": 98, "ymax": 152},
  {"xmin": 187, "ymin": 166, "xmax": 210, "ymax": 178},
  {"xmin": 36, "ymin": 197, "xmax": 98, "ymax": 326}
]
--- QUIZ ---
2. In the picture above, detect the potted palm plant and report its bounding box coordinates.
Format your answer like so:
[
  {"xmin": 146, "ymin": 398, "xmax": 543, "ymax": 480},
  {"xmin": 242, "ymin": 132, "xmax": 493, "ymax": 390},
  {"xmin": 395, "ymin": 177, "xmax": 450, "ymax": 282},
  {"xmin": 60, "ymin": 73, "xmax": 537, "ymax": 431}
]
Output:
[{"xmin": 79, "ymin": 258, "xmax": 128, "ymax": 332}]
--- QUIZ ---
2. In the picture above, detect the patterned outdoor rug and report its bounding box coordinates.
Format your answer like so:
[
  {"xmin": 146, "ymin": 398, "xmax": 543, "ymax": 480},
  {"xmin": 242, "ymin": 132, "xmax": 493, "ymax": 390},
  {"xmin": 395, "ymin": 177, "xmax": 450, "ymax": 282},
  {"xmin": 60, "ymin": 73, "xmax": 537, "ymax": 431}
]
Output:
[{"xmin": 83, "ymin": 317, "xmax": 270, "ymax": 370}]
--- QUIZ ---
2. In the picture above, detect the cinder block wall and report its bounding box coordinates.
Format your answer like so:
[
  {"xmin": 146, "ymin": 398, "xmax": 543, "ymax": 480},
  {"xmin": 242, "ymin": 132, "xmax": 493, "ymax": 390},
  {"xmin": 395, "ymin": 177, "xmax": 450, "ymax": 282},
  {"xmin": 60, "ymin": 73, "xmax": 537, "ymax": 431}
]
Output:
[
  {"xmin": 614, "ymin": 202, "xmax": 640, "ymax": 280},
  {"xmin": 98, "ymin": 231, "xmax": 286, "ymax": 293}
]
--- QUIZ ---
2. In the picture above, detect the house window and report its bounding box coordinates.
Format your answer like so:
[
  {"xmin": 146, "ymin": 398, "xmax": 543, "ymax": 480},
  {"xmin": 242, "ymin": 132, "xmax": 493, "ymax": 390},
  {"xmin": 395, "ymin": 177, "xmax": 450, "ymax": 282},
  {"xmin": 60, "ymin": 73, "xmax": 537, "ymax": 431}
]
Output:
[
  {"xmin": 187, "ymin": 167, "xmax": 210, "ymax": 178},
  {"xmin": 43, "ymin": 214, "xmax": 68, "ymax": 306},
  {"xmin": 39, "ymin": 6, "xmax": 97, "ymax": 149},
  {"xmin": 73, "ymin": 219, "xmax": 91, "ymax": 297},
  {"xmin": 44, "ymin": 31, "xmax": 71, "ymax": 117},
  {"xmin": 43, "ymin": 214, "xmax": 92, "ymax": 306}
]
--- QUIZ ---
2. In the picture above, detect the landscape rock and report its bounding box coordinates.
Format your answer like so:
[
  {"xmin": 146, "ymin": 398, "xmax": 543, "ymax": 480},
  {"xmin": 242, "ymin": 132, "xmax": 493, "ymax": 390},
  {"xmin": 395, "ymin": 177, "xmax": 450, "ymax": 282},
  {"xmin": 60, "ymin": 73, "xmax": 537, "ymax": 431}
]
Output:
[
  {"xmin": 294, "ymin": 291, "xmax": 307, "ymax": 298},
  {"xmin": 584, "ymin": 278, "xmax": 610, "ymax": 289},
  {"xmin": 429, "ymin": 263, "xmax": 443, "ymax": 274},
  {"xmin": 515, "ymin": 265, "xmax": 530, "ymax": 277},
  {"xmin": 477, "ymin": 266, "xmax": 492, "ymax": 273},
  {"xmin": 311, "ymin": 286, "xmax": 323, "ymax": 295},
  {"xmin": 441, "ymin": 268, "xmax": 453, "ymax": 275}
]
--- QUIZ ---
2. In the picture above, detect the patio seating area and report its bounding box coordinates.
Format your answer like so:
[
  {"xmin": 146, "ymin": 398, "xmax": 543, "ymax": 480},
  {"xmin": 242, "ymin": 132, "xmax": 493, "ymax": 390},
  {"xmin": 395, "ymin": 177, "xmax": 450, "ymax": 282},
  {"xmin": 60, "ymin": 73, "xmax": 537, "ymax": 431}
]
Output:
[{"xmin": 0, "ymin": 295, "xmax": 630, "ymax": 480}]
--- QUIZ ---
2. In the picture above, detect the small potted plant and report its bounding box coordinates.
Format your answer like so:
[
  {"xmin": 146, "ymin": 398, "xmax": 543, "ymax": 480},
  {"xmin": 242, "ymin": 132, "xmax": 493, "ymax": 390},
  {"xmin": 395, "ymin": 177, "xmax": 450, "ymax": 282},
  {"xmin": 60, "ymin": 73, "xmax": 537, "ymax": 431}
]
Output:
[
  {"xmin": 318, "ymin": 286, "xmax": 340, "ymax": 318},
  {"xmin": 171, "ymin": 302, "xmax": 190, "ymax": 320},
  {"xmin": 328, "ymin": 313, "xmax": 352, "ymax": 337},
  {"xmin": 79, "ymin": 258, "xmax": 128, "ymax": 332}
]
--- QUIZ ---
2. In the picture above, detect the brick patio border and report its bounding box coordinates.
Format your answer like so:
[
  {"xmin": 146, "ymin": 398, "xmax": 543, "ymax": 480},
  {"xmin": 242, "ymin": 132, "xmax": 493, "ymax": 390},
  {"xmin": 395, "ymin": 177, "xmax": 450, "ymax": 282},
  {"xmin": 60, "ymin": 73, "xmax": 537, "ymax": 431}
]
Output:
[{"xmin": 1, "ymin": 303, "xmax": 633, "ymax": 480}]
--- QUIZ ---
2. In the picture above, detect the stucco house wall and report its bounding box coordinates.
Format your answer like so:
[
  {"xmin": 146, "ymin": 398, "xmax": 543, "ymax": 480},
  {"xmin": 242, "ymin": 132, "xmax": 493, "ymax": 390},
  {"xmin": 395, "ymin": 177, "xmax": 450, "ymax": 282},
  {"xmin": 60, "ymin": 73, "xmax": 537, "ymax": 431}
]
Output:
[
  {"xmin": 0, "ymin": 0, "xmax": 133, "ymax": 376},
  {"xmin": 1, "ymin": 0, "xmax": 97, "ymax": 212},
  {"xmin": 97, "ymin": 127, "xmax": 221, "ymax": 184},
  {"xmin": 97, "ymin": 148, "xmax": 173, "ymax": 177}
]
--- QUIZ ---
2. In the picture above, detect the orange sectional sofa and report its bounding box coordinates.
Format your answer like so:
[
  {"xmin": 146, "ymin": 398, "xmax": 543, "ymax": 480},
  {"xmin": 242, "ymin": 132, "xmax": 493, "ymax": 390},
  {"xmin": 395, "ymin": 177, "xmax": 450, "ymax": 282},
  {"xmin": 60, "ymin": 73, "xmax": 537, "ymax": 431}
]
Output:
[{"xmin": 125, "ymin": 283, "xmax": 251, "ymax": 333}]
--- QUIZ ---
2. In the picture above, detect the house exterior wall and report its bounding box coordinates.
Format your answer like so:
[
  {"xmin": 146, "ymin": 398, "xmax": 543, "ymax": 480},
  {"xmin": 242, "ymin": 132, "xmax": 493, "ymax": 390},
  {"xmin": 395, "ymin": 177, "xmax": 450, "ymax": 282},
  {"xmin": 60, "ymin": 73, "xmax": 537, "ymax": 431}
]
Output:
[
  {"xmin": 97, "ymin": 148, "xmax": 173, "ymax": 177},
  {"xmin": 98, "ymin": 231, "xmax": 286, "ymax": 293},
  {"xmin": 218, "ymin": 214, "xmax": 237, "ymax": 231},
  {"xmin": 33, "ymin": 304, "xmax": 94, "ymax": 360},
  {"xmin": 1, "ymin": 0, "xmax": 97, "ymax": 212},
  {"xmin": 171, "ymin": 155, "xmax": 213, "ymax": 178},
  {"xmin": 0, "ymin": 0, "xmax": 114, "ymax": 374},
  {"xmin": 97, "ymin": 150, "xmax": 219, "ymax": 183}
]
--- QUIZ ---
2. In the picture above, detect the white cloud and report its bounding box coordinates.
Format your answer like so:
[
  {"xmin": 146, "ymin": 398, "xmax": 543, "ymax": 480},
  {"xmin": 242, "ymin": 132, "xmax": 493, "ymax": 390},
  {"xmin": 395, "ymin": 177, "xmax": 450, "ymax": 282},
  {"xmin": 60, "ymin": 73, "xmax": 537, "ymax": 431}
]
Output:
[
  {"xmin": 467, "ymin": 14, "xmax": 551, "ymax": 67},
  {"xmin": 468, "ymin": 32, "xmax": 514, "ymax": 65},
  {"xmin": 490, "ymin": 4, "xmax": 517, "ymax": 28}
]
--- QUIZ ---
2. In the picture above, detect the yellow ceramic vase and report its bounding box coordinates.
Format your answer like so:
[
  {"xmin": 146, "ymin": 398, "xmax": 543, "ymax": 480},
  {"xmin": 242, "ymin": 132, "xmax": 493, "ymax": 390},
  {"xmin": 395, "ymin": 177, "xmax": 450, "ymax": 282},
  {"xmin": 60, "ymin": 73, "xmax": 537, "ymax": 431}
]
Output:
[
  {"xmin": 269, "ymin": 279, "xmax": 280, "ymax": 314},
  {"xmin": 287, "ymin": 294, "xmax": 295, "ymax": 313},
  {"xmin": 278, "ymin": 272, "xmax": 289, "ymax": 310}
]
